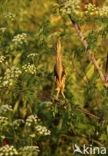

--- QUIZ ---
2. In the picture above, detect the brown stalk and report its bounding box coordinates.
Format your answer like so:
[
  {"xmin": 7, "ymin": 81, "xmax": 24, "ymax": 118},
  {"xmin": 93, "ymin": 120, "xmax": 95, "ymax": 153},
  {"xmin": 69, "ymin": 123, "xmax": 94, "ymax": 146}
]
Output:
[
  {"xmin": 68, "ymin": 14, "xmax": 107, "ymax": 87},
  {"xmin": 77, "ymin": 107, "xmax": 100, "ymax": 120}
]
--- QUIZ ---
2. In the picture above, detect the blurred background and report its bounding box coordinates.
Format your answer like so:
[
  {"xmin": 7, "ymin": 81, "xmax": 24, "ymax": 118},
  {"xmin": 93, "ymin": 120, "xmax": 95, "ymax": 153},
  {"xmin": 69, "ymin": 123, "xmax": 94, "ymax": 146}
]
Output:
[{"xmin": 0, "ymin": 0, "xmax": 108, "ymax": 156}]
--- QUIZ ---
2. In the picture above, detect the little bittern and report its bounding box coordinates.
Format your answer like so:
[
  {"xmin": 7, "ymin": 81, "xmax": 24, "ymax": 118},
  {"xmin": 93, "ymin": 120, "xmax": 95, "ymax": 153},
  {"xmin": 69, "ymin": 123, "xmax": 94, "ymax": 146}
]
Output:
[{"xmin": 54, "ymin": 38, "xmax": 66, "ymax": 99}]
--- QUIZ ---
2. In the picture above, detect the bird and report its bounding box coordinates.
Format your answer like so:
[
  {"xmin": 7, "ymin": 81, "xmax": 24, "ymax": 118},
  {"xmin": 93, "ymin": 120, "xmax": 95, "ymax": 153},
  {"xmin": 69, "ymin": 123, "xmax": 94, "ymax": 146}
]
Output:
[{"xmin": 54, "ymin": 38, "xmax": 66, "ymax": 99}]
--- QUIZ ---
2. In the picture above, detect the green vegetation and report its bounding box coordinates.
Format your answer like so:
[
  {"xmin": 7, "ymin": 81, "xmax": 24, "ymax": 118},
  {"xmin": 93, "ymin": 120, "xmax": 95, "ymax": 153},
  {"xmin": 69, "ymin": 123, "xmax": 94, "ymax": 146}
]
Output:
[{"xmin": 0, "ymin": 0, "xmax": 108, "ymax": 155}]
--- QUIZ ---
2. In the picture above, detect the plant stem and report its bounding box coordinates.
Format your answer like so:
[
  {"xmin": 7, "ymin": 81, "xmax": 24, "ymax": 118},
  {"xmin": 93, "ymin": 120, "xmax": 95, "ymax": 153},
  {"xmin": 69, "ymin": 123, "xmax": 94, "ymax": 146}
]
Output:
[{"xmin": 68, "ymin": 14, "xmax": 107, "ymax": 87}]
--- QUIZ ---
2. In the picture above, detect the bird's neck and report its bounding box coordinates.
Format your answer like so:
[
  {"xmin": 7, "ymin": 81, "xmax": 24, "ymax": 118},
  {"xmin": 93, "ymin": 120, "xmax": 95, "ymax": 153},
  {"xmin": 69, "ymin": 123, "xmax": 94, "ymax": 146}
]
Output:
[{"xmin": 56, "ymin": 53, "xmax": 62, "ymax": 66}]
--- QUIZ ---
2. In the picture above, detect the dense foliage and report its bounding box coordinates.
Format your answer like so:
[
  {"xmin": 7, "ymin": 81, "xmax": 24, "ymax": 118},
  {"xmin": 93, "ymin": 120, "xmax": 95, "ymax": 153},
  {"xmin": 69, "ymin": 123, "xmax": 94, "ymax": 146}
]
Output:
[{"xmin": 0, "ymin": 0, "xmax": 108, "ymax": 155}]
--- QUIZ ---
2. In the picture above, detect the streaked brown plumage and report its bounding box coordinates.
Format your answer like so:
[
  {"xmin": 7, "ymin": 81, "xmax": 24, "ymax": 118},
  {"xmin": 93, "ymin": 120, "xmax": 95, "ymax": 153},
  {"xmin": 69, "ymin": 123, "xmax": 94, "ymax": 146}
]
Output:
[{"xmin": 54, "ymin": 38, "xmax": 66, "ymax": 99}]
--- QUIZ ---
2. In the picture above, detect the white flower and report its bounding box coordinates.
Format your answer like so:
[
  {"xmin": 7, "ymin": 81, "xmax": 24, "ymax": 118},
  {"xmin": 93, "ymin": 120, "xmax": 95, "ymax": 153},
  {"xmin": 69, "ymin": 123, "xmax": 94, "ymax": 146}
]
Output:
[
  {"xmin": 0, "ymin": 116, "xmax": 8, "ymax": 124},
  {"xmin": 98, "ymin": 6, "xmax": 108, "ymax": 17},
  {"xmin": 27, "ymin": 53, "xmax": 38, "ymax": 58},
  {"xmin": 0, "ymin": 105, "xmax": 13, "ymax": 115},
  {"xmin": 0, "ymin": 27, "xmax": 6, "ymax": 33},
  {"xmin": 25, "ymin": 115, "xmax": 39, "ymax": 127},
  {"xmin": 2, "ymin": 66, "xmax": 22, "ymax": 87},
  {"xmin": 12, "ymin": 33, "xmax": 28, "ymax": 46},
  {"xmin": 22, "ymin": 63, "xmax": 36, "ymax": 74},
  {"xmin": 0, "ymin": 145, "xmax": 18, "ymax": 155},
  {"xmin": 60, "ymin": 0, "xmax": 81, "ymax": 15},
  {"xmin": 0, "ymin": 55, "xmax": 6, "ymax": 63},
  {"xmin": 5, "ymin": 12, "xmax": 15, "ymax": 21},
  {"xmin": 35, "ymin": 125, "xmax": 51, "ymax": 136},
  {"xmin": 85, "ymin": 3, "xmax": 108, "ymax": 17},
  {"xmin": 19, "ymin": 145, "xmax": 40, "ymax": 155}
]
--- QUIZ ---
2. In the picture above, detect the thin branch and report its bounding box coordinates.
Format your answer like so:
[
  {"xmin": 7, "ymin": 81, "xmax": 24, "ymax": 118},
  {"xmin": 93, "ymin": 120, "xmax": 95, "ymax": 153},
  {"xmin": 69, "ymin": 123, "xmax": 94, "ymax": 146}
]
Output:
[
  {"xmin": 68, "ymin": 14, "xmax": 107, "ymax": 86},
  {"xmin": 89, "ymin": 53, "xmax": 105, "ymax": 82},
  {"xmin": 92, "ymin": 139, "xmax": 104, "ymax": 147},
  {"xmin": 68, "ymin": 14, "xmax": 88, "ymax": 50},
  {"xmin": 77, "ymin": 107, "xmax": 100, "ymax": 120}
]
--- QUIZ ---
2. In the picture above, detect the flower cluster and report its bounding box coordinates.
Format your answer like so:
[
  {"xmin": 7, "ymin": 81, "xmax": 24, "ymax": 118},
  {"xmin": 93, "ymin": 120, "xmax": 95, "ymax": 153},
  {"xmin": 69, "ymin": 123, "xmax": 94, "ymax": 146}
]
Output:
[
  {"xmin": 59, "ymin": 0, "xmax": 81, "ymax": 15},
  {"xmin": 0, "ymin": 105, "xmax": 13, "ymax": 115},
  {"xmin": 85, "ymin": 3, "xmax": 97, "ymax": 16},
  {"xmin": 59, "ymin": 1, "xmax": 108, "ymax": 19},
  {"xmin": 22, "ymin": 63, "xmax": 36, "ymax": 74},
  {"xmin": 5, "ymin": 12, "xmax": 15, "ymax": 22},
  {"xmin": 25, "ymin": 115, "xmax": 51, "ymax": 136},
  {"xmin": 0, "ymin": 145, "xmax": 18, "ymax": 156},
  {"xmin": 0, "ymin": 27, "xmax": 7, "ymax": 33},
  {"xmin": 19, "ymin": 146, "xmax": 39, "ymax": 156},
  {"xmin": 25, "ymin": 115, "xmax": 39, "ymax": 127},
  {"xmin": 0, "ymin": 55, "xmax": 6, "ymax": 64},
  {"xmin": 2, "ymin": 66, "xmax": 22, "ymax": 87},
  {"xmin": 13, "ymin": 119, "xmax": 24, "ymax": 130},
  {"xmin": 35, "ymin": 125, "xmax": 51, "ymax": 136},
  {"xmin": 12, "ymin": 33, "xmax": 28, "ymax": 46},
  {"xmin": 98, "ymin": 6, "xmax": 108, "ymax": 17},
  {"xmin": 27, "ymin": 53, "xmax": 38, "ymax": 58},
  {"xmin": 0, "ymin": 116, "xmax": 8, "ymax": 126},
  {"xmin": 85, "ymin": 3, "xmax": 108, "ymax": 17}
]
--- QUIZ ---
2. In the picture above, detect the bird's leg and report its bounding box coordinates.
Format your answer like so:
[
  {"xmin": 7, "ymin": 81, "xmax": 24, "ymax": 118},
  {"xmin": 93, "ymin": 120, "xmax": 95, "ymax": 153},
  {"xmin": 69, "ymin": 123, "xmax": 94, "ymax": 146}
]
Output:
[
  {"xmin": 61, "ymin": 91, "xmax": 65, "ymax": 99},
  {"xmin": 55, "ymin": 86, "xmax": 61, "ymax": 100},
  {"xmin": 61, "ymin": 75, "xmax": 66, "ymax": 98}
]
